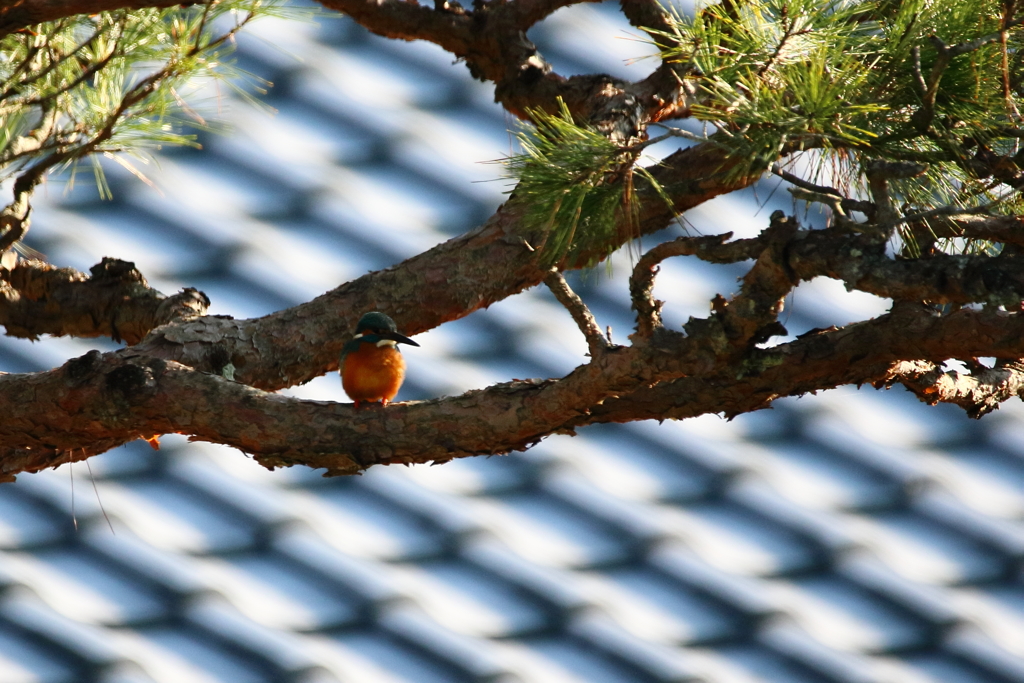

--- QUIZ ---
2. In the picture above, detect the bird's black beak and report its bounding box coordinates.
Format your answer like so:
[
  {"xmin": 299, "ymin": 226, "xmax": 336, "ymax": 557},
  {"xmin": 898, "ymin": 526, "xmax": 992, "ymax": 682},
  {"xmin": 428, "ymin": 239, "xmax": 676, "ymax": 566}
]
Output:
[{"xmin": 384, "ymin": 331, "xmax": 419, "ymax": 347}]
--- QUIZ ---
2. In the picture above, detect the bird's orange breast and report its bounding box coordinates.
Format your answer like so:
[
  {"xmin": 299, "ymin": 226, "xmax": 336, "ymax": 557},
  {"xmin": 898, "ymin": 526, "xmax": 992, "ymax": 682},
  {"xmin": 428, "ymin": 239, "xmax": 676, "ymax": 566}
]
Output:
[{"xmin": 342, "ymin": 342, "xmax": 407, "ymax": 404}]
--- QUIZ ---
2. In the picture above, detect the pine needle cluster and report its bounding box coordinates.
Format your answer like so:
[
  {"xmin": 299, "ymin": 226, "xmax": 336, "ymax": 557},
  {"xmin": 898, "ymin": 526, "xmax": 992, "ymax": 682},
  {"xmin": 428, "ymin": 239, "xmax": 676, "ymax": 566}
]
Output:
[
  {"xmin": 650, "ymin": 0, "xmax": 1024, "ymax": 249},
  {"xmin": 504, "ymin": 101, "xmax": 664, "ymax": 268},
  {"xmin": 0, "ymin": 1, "xmax": 299, "ymax": 211},
  {"xmin": 505, "ymin": 0, "xmax": 1024, "ymax": 262}
]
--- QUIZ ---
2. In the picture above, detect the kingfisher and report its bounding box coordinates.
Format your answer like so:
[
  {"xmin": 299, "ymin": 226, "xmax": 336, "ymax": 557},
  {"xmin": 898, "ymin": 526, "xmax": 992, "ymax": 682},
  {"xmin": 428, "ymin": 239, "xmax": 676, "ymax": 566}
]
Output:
[{"xmin": 341, "ymin": 311, "xmax": 419, "ymax": 408}]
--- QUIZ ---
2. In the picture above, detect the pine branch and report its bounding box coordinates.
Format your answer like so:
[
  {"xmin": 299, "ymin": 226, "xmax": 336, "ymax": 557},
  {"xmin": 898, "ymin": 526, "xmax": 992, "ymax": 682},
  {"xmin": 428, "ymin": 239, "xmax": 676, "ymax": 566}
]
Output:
[
  {"xmin": 0, "ymin": 3, "xmax": 278, "ymax": 254},
  {"xmin": 0, "ymin": 258, "xmax": 209, "ymax": 344},
  {"xmin": 585, "ymin": 305, "xmax": 1024, "ymax": 424},
  {"xmin": 544, "ymin": 269, "xmax": 609, "ymax": 358},
  {"xmin": 7, "ymin": 300, "xmax": 1024, "ymax": 481},
  {"xmin": 887, "ymin": 359, "xmax": 1024, "ymax": 418}
]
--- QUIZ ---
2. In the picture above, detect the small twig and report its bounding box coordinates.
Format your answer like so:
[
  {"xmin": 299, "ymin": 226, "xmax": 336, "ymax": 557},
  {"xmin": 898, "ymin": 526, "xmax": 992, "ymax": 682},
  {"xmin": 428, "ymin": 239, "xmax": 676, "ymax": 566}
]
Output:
[
  {"xmin": 630, "ymin": 251, "xmax": 664, "ymax": 339},
  {"xmin": 911, "ymin": 46, "xmax": 927, "ymax": 95},
  {"xmin": 788, "ymin": 187, "xmax": 848, "ymax": 220},
  {"xmin": 864, "ymin": 160, "xmax": 927, "ymax": 233},
  {"xmin": 0, "ymin": 174, "xmax": 38, "ymax": 253},
  {"xmin": 714, "ymin": 211, "xmax": 798, "ymax": 345},
  {"xmin": 770, "ymin": 162, "xmax": 843, "ymax": 198},
  {"xmin": 69, "ymin": 463, "xmax": 77, "ymax": 531},
  {"xmin": 914, "ymin": 22, "xmax": 1024, "ymax": 130},
  {"xmin": 945, "ymin": 18, "xmax": 1024, "ymax": 59},
  {"xmin": 757, "ymin": 17, "xmax": 809, "ymax": 78},
  {"xmin": 888, "ymin": 357, "xmax": 1024, "ymax": 419},
  {"xmin": 929, "ymin": 212, "xmax": 1024, "ymax": 247},
  {"xmin": 0, "ymin": 214, "xmax": 28, "ymax": 254},
  {"xmin": 544, "ymin": 268, "xmax": 608, "ymax": 357},
  {"xmin": 85, "ymin": 458, "xmax": 115, "ymax": 534},
  {"xmin": 772, "ymin": 164, "xmax": 875, "ymax": 223},
  {"xmin": 626, "ymin": 127, "xmax": 716, "ymax": 152},
  {"xmin": 627, "ymin": 234, "xmax": 756, "ymax": 338},
  {"xmin": 1000, "ymin": 1, "xmax": 1020, "ymax": 121},
  {"xmin": 897, "ymin": 203, "xmax": 992, "ymax": 228}
]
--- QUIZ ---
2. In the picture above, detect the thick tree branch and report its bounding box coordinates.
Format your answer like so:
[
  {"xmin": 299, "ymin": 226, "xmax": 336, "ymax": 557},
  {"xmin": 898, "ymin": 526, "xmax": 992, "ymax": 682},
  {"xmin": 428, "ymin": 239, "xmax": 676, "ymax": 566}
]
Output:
[
  {"xmin": 3, "ymin": 0, "xmax": 691, "ymax": 138},
  {"xmin": 0, "ymin": 323, "xmax": 681, "ymax": 480},
  {"xmin": 13, "ymin": 0, "xmax": 1024, "ymax": 479},
  {"xmin": 886, "ymin": 359, "xmax": 1024, "ymax": 418},
  {"xmin": 315, "ymin": 0, "xmax": 692, "ymax": 138},
  {"xmin": 626, "ymin": 229, "xmax": 770, "ymax": 339},
  {"xmin": 585, "ymin": 304, "xmax": 1024, "ymax": 424},
  {"xmin": 785, "ymin": 230, "xmax": 1024, "ymax": 305},
  {"xmin": 513, "ymin": 0, "xmax": 596, "ymax": 29},
  {"xmin": 713, "ymin": 212, "xmax": 797, "ymax": 345},
  {"xmin": 7, "ymin": 302, "xmax": 1024, "ymax": 482},
  {"xmin": 0, "ymin": 257, "xmax": 209, "ymax": 344},
  {"xmin": 928, "ymin": 213, "xmax": 1024, "ymax": 247}
]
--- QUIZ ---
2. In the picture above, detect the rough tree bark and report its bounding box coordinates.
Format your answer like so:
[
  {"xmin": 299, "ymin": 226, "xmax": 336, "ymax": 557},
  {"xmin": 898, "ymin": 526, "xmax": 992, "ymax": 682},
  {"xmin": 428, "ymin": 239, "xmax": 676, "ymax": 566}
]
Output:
[{"xmin": 3, "ymin": 0, "xmax": 1024, "ymax": 482}]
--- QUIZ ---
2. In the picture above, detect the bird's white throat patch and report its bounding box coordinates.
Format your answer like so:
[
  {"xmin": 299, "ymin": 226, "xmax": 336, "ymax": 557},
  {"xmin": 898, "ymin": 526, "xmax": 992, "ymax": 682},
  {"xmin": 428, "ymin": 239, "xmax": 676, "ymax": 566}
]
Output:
[{"xmin": 376, "ymin": 339, "xmax": 398, "ymax": 348}]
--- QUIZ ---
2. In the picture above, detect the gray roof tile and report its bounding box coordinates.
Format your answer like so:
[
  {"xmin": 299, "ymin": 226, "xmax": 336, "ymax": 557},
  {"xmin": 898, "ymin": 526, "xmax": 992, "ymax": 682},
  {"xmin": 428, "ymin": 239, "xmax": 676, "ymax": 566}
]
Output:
[
  {"xmin": 648, "ymin": 545, "xmax": 779, "ymax": 619},
  {"xmin": 185, "ymin": 596, "xmax": 327, "ymax": 674},
  {"xmin": 386, "ymin": 559, "xmax": 552, "ymax": 638},
  {"xmin": 900, "ymin": 653, "xmax": 1017, "ymax": 683},
  {"xmin": 465, "ymin": 490, "xmax": 635, "ymax": 568},
  {"xmin": 0, "ymin": 621, "xmax": 78, "ymax": 683},
  {"xmin": 544, "ymin": 428, "xmax": 718, "ymax": 503},
  {"xmin": 0, "ymin": 591, "xmax": 127, "ymax": 669},
  {"xmin": 287, "ymin": 483, "xmax": 450, "ymax": 561},
  {"xmin": 655, "ymin": 499, "xmax": 820, "ymax": 576},
  {"xmin": 127, "ymin": 624, "xmax": 276, "ymax": 683},
  {"xmin": 328, "ymin": 629, "xmax": 475, "ymax": 683},
  {"xmin": 2, "ymin": 548, "xmax": 166, "ymax": 626},
  {"xmin": 916, "ymin": 446, "xmax": 1024, "ymax": 519},
  {"xmin": 460, "ymin": 538, "xmax": 591, "ymax": 613},
  {"xmin": 856, "ymin": 510, "xmax": 1007, "ymax": 585},
  {"xmin": 757, "ymin": 621, "xmax": 878, "ymax": 683},
  {"xmin": 948, "ymin": 583, "xmax": 1024, "ymax": 661},
  {"xmin": 91, "ymin": 479, "xmax": 260, "ymax": 554},
  {"xmin": 0, "ymin": 488, "xmax": 67, "ymax": 549},
  {"xmin": 378, "ymin": 603, "xmax": 510, "ymax": 680},
  {"xmin": 82, "ymin": 527, "xmax": 207, "ymax": 597},
  {"xmin": 765, "ymin": 575, "xmax": 930, "ymax": 653},
  {"xmin": 944, "ymin": 626, "xmax": 1024, "ymax": 683},
  {"xmin": 687, "ymin": 644, "xmax": 830, "ymax": 683},
  {"xmin": 568, "ymin": 611, "xmax": 704, "ymax": 682},
  {"xmin": 744, "ymin": 441, "xmax": 903, "ymax": 511},
  {"xmin": 198, "ymin": 553, "xmax": 362, "ymax": 630},
  {"xmin": 272, "ymin": 529, "xmax": 401, "ymax": 605},
  {"xmin": 913, "ymin": 490, "xmax": 1024, "ymax": 562},
  {"xmin": 837, "ymin": 552, "xmax": 962, "ymax": 627},
  {"xmin": 506, "ymin": 633, "xmax": 661, "ymax": 683},
  {"xmin": 587, "ymin": 566, "xmax": 741, "ymax": 645}
]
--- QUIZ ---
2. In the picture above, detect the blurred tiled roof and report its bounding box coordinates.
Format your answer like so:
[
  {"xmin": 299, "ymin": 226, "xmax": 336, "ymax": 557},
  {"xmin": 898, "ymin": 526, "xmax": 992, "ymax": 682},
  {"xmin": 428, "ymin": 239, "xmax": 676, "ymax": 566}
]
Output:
[{"xmin": 3, "ymin": 3, "xmax": 1024, "ymax": 682}]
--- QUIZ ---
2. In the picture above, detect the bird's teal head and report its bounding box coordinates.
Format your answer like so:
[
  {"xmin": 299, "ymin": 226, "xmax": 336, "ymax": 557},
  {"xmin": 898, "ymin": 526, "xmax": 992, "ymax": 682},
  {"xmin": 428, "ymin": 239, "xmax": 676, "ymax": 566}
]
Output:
[{"xmin": 343, "ymin": 311, "xmax": 419, "ymax": 356}]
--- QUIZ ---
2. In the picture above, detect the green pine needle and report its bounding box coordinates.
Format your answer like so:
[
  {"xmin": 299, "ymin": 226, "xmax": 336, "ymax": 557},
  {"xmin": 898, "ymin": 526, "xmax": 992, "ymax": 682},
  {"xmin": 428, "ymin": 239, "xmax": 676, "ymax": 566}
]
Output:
[
  {"xmin": 0, "ymin": 0, "xmax": 309, "ymax": 198},
  {"xmin": 504, "ymin": 101, "xmax": 668, "ymax": 268},
  {"xmin": 646, "ymin": 0, "xmax": 1024, "ymax": 255}
]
